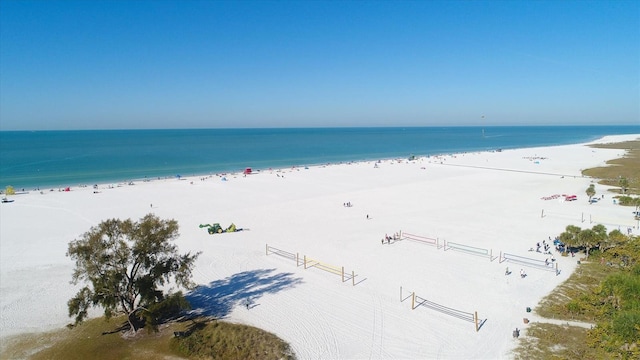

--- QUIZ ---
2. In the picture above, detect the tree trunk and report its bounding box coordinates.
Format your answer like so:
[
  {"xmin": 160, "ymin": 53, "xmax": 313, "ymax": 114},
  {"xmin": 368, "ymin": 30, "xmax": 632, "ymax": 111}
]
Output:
[{"xmin": 127, "ymin": 312, "xmax": 138, "ymax": 334}]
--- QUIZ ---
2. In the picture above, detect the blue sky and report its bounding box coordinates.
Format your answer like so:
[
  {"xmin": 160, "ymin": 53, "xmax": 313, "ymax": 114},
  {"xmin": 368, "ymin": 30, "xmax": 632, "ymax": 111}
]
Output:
[{"xmin": 1, "ymin": 0, "xmax": 638, "ymax": 130}]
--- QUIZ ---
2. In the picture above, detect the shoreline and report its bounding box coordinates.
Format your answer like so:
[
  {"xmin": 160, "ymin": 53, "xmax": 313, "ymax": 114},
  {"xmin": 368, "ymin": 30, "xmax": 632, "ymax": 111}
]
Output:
[
  {"xmin": 3, "ymin": 127, "xmax": 638, "ymax": 191},
  {"xmin": 1, "ymin": 134, "xmax": 639, "ymax": 358}
]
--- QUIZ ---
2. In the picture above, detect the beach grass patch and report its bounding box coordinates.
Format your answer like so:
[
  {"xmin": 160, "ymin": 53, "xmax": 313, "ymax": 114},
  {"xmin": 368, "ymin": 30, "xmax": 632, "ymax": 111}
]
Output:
[
  {"xmin": 513, "ymin": 322, "xmax": 597, "ymax": 360},
  {"xmin": 0, "ymin": 316, "xmax": 295, "ymax": 360},
  {"xmin": 584, "ymin": 140, "xmax": 640, "ymax": 195},
  {"xmin": 1, "ymin": 316, "xmax": 183, "ymax": 360},
  {"xmin": 171, "ymin": 319, "xmax": 296, "ymax": 360}
]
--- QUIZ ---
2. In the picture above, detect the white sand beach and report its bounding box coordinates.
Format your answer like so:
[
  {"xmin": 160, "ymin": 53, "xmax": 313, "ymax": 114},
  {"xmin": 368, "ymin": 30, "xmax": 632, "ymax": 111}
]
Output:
[{"xmin": 1, "ymin": 134, "xmax": 639, "ymax": 359}]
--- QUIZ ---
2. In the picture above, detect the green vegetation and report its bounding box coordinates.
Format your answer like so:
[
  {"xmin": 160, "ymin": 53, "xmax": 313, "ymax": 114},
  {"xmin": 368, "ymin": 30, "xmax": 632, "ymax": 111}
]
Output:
[
  {"xmin": 1, "ymin": 316, "xmax": 295, "ymax": 360},
  {"xmin": 586, "ymin": 184, "xmax": 596, "ymax": 202},
  {"xmin": 172, "ymin": 319, "xmax": 296, "ymax": 360},
  {"xmin": 583, "ymin": 140, "xmax": 640, "ymax": 195},
  {"xmin": 617, "ymin": 195, "xmax": 640, "ymax": 210},
  {"xmin": 558, "ymin": 224, "xmax": 608, "ymax": 259},
  {"xmin": 514, "ymin": 139, "xmax": 640, "ymax": 359},
  {"xmin": 514, "ymin": 234, "xmax": 639, "ymax": 359},
  {"xmin": 67, "ymin": 214, "xmax": 201, "ymax": 333},
  {"xmin": 514, "ymin": 322, "xmax": 597, "ymax": 360}
]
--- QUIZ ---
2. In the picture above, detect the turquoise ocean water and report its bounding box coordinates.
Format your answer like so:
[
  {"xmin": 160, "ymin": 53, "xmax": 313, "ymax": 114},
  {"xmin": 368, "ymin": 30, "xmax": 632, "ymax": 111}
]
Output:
[{"xmin": 1, "ymin": 126, "xmax": 638, "ymax": 189}]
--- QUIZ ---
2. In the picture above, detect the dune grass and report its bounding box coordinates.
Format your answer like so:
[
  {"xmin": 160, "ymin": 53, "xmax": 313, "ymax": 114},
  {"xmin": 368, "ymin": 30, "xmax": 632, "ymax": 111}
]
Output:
[
  {"xmin": 583, "ymin": 140, "xmax": 640, "ymax": 195},
  {"xmin": 0, "ymin": 316, "xmax": 295, "ymax": 360},
  {"xmin": 513, "ymin": 322, "xmax": 597, "ymax": 360}
]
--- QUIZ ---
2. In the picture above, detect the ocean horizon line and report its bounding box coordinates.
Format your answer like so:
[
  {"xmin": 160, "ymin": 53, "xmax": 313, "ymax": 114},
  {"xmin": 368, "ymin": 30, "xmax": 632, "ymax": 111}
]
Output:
[{"xmin": 1, "ymin": 124, "xmax": 639, "ymax": 132}]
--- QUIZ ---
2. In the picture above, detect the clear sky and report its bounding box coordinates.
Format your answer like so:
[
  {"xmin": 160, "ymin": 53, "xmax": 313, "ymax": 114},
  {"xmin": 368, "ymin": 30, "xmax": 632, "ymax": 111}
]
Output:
[{"xmin": 1, "ymin": 0, "xmax": 638, "ymax": 130}]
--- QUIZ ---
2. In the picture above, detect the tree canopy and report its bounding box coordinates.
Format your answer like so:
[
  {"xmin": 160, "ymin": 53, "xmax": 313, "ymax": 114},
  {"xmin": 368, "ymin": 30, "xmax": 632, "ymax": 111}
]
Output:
[
  {"xmin": 586, "ymin": 184, "xmax": 596, "ymax": 201},
  {"xmin": 67, "ymin": 214, "xmax": 201, "ymax": 333},
  {"xmin": 559, "ymin": 224, "xmax": 608, "ymax": 258},
  {"xmin": 619, "ymin": 177, "xmax": 629, "ymax": 194}
]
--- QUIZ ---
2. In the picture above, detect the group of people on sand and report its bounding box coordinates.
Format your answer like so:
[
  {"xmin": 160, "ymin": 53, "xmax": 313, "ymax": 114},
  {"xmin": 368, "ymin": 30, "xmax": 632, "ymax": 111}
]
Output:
[
  {"xmin": 530, "ymin": 239, "xmax": 552, "ymax": 254},
  {"xmin": 381, "ymin": 233, "xmax": 400, "ymax": 244},
  {"xmin": 343, "ymin": 201, "xmax": 353, "ymax": 207}
]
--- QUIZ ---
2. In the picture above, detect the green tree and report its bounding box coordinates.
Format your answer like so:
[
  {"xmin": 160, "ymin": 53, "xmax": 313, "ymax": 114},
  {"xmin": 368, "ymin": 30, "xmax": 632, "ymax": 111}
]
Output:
[
  {"xmin": 608, "ymin": 229, "xmax": 628, "ymax": 248},
  {"xmin": 592, "ymin": 224, "xmax": 607, "ymax": 243},
  {"xmin": 578, "ymin": 229, "xmax": 599, "ymax": 258},
  {"xmin": 586, "ymin": 184, "xmax": 596, "ymax": 202},
  {"xmin": 559, "ymin": 225, "xmax": 582, "ymax": 254},
  {"xmin": 619, "ymin": 177, "xmax": 629, "ymax": 194},
  {"xmin": 67, "ymin": 214, "xmax": 201, "ymax": 333}
]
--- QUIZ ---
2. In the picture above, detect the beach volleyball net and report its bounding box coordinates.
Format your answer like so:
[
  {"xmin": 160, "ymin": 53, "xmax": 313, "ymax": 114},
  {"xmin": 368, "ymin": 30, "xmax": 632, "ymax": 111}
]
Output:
[
  {"xmin": 499, "ymin": 252, "xmax": 559, "ymax": 274},
  {"xmin": 542, "ymin": 209, "xmax": 638, "ymax": 229},
  {"xmin": 443, "ymin": 240, "xmax": 496, "ymax": 262},
  {"xmin": 588, "ymin": 215, "xmax": 638, "ymax": 229},
  {"xmin": 265, "ymin": 244, "xmax": 299, "ymax": 264},
  {"xmin": 400, "ymin": 286, "xmax": 485, "ymax": 332},
  {"xmin": 400, "ymin": 232, "xmax": 441, "ymax": 248},
  {"xmin": 266, "ymin": 244, "xmax": 360, "ymax": 285},
  {"xmin": 395, "ymin": 231, "xmax": 559, "ymax": 274},
  {"xmin": 540, "ymin": 209, "xmax": 586, "ymax": 223}
]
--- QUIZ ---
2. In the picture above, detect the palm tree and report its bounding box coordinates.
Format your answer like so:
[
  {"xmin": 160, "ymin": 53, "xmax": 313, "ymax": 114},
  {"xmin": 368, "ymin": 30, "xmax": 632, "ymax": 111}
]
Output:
[
  {"xmin": 559, "ymin": 225, "xmax": 582, "ymax": 254},
  {"xmin": 578, "ymin": 229, "xmax": 599, "ymax": 258},
  {"xmin": 618, "ymin": 177, "xmax": 629, "ymax": 194},
  {"xmin": 586, "ymin": 184, "xmax": 596, "ymax": 202},
  {"xmin": 592, "ymin": 224, "xmax": 607, "ymax": 239}
]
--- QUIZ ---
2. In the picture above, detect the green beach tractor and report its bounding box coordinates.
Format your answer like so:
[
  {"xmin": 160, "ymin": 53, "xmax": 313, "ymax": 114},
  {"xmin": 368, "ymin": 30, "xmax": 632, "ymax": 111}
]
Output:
[
  {"xmin": 199, "ymin": 223, "xmax": 224, "ymax": 234},
  {"xmin": 199, "ymin": 222, "xmax": 241, "ymax": 234}
]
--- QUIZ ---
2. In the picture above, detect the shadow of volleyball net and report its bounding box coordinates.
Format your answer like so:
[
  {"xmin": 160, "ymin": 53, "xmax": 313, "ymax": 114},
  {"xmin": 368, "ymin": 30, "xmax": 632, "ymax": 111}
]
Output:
[
  {"xmin": 265, "ymin": 244, "xmax": 363, "ymax": 285},
  {"xmin": 400, "ymin": 286, "xmax": 485, "ymax": 332}
]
